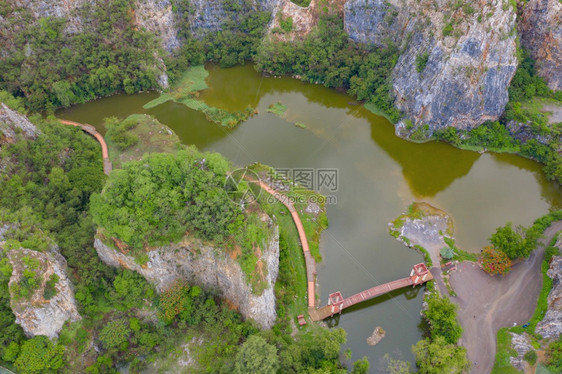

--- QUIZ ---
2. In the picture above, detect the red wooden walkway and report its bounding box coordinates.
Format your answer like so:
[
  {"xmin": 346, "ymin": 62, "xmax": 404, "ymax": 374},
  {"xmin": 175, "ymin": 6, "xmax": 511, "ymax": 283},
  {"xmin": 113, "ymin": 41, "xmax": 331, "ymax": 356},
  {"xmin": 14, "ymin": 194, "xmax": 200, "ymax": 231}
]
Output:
[
  {"xmin": 257, "ymin": 181, "xmax": 317, "ymax": 308},
  {"xmin": 309, "ymin": 264, "xmax": 433, "ymax": 321},
  {"xmin": 59, "ymin": 119, "xmax": 112, "ymax": 175}
]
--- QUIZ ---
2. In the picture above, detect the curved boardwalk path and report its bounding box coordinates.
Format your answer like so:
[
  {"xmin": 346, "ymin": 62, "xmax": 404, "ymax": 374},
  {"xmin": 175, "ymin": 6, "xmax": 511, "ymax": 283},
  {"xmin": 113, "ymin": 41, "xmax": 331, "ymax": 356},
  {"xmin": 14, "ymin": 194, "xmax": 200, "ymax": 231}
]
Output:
[
  {"xmin": 255, "ymin": 180, "xmax": 432, "ymax": 321},
  {"xmin": 256, "ymin": 181, "xmax": 318, "ymax": 309},
  {"xmin": 59, "ymin": 119, "xmax": 112, "ymax": 175}
]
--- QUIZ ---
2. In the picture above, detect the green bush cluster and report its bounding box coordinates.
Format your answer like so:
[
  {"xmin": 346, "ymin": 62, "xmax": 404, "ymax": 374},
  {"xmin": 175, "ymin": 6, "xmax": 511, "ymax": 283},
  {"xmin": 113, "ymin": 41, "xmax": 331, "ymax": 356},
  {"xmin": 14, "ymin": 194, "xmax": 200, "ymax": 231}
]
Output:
[
  {"xmin": 434, "ymin": 120, "xmax": 562, "ymax": 184},
  {"xmin": 43, "ymin": 273, "xmax": 59, "ymax": 300},
  {"xmin": 413, "ymin": 292, "xmax": 469, "ymax": 373},
  {"xmin": 105, "ymin": 117, "xmax": 140, "ymax": 151},
  {"xmin": 489, "ymin": 211, "xmax": 562, "ymax": 260},
  {"xmin": 0, "ymin": 0, "xmax": 160, "ymax": 111},
  {"xmin": 90, "ymin": 149, "xmax": 243, "ymax": 251},
  {"xmin": 416, "ymin": 52, "xmax": 430, "ymax": 73}
]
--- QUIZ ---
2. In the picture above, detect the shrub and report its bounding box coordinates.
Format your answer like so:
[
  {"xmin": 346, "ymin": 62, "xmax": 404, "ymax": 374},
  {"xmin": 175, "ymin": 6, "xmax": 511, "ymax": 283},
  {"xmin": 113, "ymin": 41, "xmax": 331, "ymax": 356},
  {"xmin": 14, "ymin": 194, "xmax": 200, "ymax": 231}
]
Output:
[
  {"xmin": 416, "ymin": 52, "xmax": 430, "ymax": 73},
  {"xmin": 480, "ymin": 246, "xmax": 512, "ymax": 275},
  {"xmin": 524, "ymin": 350, "xmax": 537, "ymax": 365},
  {"xmin": 99, "ymin": 319, "xmax": 131, "ymax": 349}
]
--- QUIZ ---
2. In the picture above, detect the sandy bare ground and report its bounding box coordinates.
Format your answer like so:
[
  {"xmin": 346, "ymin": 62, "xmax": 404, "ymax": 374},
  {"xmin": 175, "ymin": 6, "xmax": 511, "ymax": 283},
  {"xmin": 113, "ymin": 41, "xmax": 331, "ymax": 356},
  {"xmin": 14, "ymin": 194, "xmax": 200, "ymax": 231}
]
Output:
[
  {"xmin": 448, "ymin": 221, "xmax": 562, "ymax": 374},
  {"xmin": 542, "ymin": 104, "xmax": 562, "ymax": 124}
]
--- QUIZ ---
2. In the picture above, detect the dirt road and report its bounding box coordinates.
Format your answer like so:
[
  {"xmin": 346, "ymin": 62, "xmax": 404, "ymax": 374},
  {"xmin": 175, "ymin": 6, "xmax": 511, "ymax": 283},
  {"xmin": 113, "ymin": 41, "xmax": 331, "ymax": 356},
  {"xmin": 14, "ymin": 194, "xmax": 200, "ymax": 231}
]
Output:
[{"xmin": 448, "ymin": 221, "xmax": 562, "ymax": 374}]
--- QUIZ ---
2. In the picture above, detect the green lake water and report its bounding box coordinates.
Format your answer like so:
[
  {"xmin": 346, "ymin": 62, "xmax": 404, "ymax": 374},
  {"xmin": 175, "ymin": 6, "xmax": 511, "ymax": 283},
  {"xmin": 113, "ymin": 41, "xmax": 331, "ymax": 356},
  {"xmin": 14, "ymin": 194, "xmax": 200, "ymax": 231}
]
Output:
[{"xmin": 58, "ymin": 64, "xmax": 562, "ymax": 371}]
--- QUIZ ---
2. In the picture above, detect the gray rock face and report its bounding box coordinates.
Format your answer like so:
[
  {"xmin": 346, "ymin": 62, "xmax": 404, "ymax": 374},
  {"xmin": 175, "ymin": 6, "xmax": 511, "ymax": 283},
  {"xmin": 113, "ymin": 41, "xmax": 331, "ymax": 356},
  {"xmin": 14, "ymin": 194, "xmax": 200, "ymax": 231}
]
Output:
[
  {"xmin": 6, "ymin": 246, "xmax": 81, "ymax": 339},
  {"xmin": 509, "ymin": 332, "xmax": 534, "ymax": 371},
  {"xmin": 94, "ymin": 226, "xmax": 280, "ymax": 329},
  {"xmin": 505, "ymin": 119, "xmax": 553, "ymax": 146},
  {"xmin": 135, "ymin": 0, "xmax": 180, "ymax": 52},
  {"xmin": 0, "ymin": 102, "xmax": 40, "ymax": 144},
  {"xmin": 345, "ymin": 0, "xmax": 518, "ymax": 134},
  {"xmin": 188, "ymin": 0, "xmax": 230, "ymax": 37},
  {"xmin": 519, "ymin": 0, "xmax": 562, "ymax": 91},
  {"xmin": 8, "ymin": 0, "xmax": 87, "ymax": 34},
  {"xmin": 536, "ymin": 237, "xmax": 562, "ymax": 339}
]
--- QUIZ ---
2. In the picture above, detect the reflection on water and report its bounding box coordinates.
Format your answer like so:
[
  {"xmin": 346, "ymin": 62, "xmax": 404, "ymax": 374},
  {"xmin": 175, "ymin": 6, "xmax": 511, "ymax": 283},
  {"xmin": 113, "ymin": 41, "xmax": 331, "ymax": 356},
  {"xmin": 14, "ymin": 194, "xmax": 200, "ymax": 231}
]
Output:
[{"xmin": 57, "ymin": 63, "xmax": 561, "ymax": 372}]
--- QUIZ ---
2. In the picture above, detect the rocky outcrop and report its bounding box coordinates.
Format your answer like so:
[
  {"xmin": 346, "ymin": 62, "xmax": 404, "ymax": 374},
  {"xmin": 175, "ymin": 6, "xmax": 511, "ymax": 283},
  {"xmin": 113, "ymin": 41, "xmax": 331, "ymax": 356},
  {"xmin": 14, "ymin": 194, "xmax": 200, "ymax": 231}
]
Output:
[
  {"xmin": 345, "ymin": 0, "xmax": 518, "ymax": 134},
  {"xmin": 509, "ymin": 332, "xmax": 534, "ymax": 371},
  {"xmin": 519, "ymin": 0, "xmax": 562, "ymax": 91},
  {"xmin": 134, "ymin": 0, "xmax": 180, "ymax": 52},
  {"xmin": 187, "ymin": 0, "xmax": 278, "ymax": 38},
  {"xmin": 0, "ymin": 102, "xmax": 40, "ymax": 145},
  {"xmin": 5, "ymin": 246, "xmax": 81, "ymax": 338},
  {"xmin": 505, "ymin": 119, "xmax": 554, "ymax": 146},
  {"xmin": 268, "ymin": 0, "xmax": 319, "ymax": 41},
  {"xmin": 94, "ymin": 225, "xmax": 280, "ymax": 329},
  {"xmin": 7, "ymin": 0, "xmax": 87, "ymax": 34},
  {"xmin": 389, "ymin": 202, "xmax": 453, "ymax": 267},
  {"xmin": 536, "ymin": 237, "xmax": 562, "ymax": 339}
]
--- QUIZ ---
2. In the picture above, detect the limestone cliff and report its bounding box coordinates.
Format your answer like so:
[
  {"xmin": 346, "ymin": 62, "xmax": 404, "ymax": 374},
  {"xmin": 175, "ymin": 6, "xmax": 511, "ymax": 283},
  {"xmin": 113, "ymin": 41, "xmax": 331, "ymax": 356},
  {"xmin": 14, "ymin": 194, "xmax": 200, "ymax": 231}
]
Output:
[
  {"xmin": 94, "ymin": 225, "xmax": 280, "ymax": 329},
  {"xmin": 268, "ymin": 0, "xmax": 319, "ymax": 41},
  {"xmin": 536, "ymin": 236, "xmax": 562, "ymax": 339},
  {"xmin": 519, "ymin": 0, "xmax": 562, "ymax": 92},
  {"xmin": 345, "ymin": 0, "xmax": 518, "ymax": 134},
  {"xmin": 5, "ymin": 246, "xmax": 81, "ymax": 339},
  {"xmin": 134, "ymin": 0, "xmax": 180, "ymax": 52},
  {"xmin": 0, "ymin": 102, "xmax": 40, "ymax": 146}
]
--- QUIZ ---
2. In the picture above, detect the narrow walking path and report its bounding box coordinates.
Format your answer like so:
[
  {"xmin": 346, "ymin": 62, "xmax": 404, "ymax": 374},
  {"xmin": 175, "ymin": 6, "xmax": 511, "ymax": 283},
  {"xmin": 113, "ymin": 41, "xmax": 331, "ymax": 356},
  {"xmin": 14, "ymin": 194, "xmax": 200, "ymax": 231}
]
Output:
[
  {"xmin": 256, "ymin": 181, "xmax": 318, "ymax": 309},
  {"xmin": 59, "ymin": 119, "xmax": 112, "ymax": 175},
  {"xmin": 255, "ymin": 179, "xmax": 433, "ymax": 321},
  {"xmin": 309, "ymin": 263, "xmax": 432, "ymax": 321}
]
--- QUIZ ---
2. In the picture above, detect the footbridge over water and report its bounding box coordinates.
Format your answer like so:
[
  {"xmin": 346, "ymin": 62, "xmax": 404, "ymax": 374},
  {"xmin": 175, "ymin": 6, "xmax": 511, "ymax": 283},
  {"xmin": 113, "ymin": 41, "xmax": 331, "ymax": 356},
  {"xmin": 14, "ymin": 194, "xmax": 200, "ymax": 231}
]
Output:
[{"xmin": 309, "ymin": 263, "xmax": 433, "ymax": 321}]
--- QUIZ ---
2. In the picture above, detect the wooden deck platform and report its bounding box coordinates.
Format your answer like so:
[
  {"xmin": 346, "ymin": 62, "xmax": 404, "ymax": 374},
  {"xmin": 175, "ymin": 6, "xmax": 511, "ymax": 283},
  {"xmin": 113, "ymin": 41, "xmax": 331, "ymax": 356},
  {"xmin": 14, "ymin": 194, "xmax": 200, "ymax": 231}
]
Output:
[{"xmin": 310, "ymin": 269, "xmax": 433, "ymax": 321}]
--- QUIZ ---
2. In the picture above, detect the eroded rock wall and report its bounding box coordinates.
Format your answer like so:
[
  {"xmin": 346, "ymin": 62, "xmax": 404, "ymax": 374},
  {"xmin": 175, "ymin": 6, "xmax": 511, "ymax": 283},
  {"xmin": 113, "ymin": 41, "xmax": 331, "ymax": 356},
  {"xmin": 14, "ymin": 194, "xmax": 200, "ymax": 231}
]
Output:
[
  {"xmin": 135, "ymin": 0, "xmax": 180, "ymax": 52},
  {"xmin": 536, "ymin": 236, "xmax": 562, "ymax": 339},
  {"xmin": 519, "ymin": 0, "xmax": 562, "ymax": 92},
  {"xmin": 94, "ymin": 225, "xmax": 280, "ymax": 329},
  {"xmin": 6, "ymin": 246, "xmax": 80, "ymax": 339},
  {"xmin": 0, "ymin": 102, "xmax": 40, "ymax": 145},
  {"xmin": 345, "ymin": 0, "xmax": 518, "ymax": 134}
]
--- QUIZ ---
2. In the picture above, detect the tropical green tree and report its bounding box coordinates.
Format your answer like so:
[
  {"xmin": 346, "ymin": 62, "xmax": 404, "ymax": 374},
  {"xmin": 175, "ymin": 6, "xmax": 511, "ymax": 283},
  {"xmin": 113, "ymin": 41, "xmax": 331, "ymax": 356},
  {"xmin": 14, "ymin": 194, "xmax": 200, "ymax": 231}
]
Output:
[
  {"xmin": 14, "ymin": 336, "xmax": 65, "ymax": 373},
  {"xmin": 90, "ymin": 149, "xmax": 244, "ymax": 252},
  {"xmin": 412, "ymin": 336, "xmax": 470, "ymax": 374},
  {"xmin": 234, "ymin": 335, "xmax": 279, "ymax": 374},
  {"xmin": 424, "ymin": 295, "xmax": 462, "ymax": 344},
  {"xmin": 98, "ymin": 319, "xmax": 131, "ymax": 349}
]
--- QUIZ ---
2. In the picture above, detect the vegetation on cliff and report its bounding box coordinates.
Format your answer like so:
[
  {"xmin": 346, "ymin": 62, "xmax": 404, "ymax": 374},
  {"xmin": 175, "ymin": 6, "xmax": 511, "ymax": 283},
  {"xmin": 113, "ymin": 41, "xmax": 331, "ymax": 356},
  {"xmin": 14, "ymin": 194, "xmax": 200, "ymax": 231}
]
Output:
[
  {"xmin": 0, "ymin": 0, "xmax": 161, "ymax": 111},
  {"xmin": 255, "ymin": 11, "xmax": 401, "ymax": 122}
]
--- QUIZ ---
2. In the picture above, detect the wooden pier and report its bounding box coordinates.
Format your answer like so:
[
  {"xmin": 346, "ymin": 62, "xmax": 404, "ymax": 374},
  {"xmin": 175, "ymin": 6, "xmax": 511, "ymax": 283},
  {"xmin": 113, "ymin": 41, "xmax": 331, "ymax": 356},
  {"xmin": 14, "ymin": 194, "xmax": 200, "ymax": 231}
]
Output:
[{"xmin": 309, "ymin": 263, "xmax": 433, "ymax": 321}]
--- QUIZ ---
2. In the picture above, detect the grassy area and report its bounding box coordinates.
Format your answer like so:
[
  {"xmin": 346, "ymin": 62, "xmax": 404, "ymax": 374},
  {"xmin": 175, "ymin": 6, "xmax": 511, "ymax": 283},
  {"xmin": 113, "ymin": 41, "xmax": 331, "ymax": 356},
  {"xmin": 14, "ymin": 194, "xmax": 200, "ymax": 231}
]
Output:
[
  {"xmin": 143, "ymin": 66, "xmax": 256, "ymax": 128},
  {"xmin": 266, "ymin": 102, "xmax": 287, "ymax": 117},
  {"xmin": 522, "ymin": 233, "xmax": 561, "ymax": 336},
  {"xmin": 250, "ymin": 164, "xmax": 329, "ymax": 319},
  {"xmin": 413, "ymin": 245, "xmax": 433, "ymax": 268},
  {"xmin": 520, "ymin": 97, "xmax": 561, "ymax": 125},
  {"xmin": 443, "ymin": 237, "xmax": 478, "ymax": 262},
  {"xmin": 105, "ymin": 114, "xmax": 183, "ymax": 168},
  {"xmin": 492, "ymin": 328, "xmax": 520, "ymax": 374}
]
